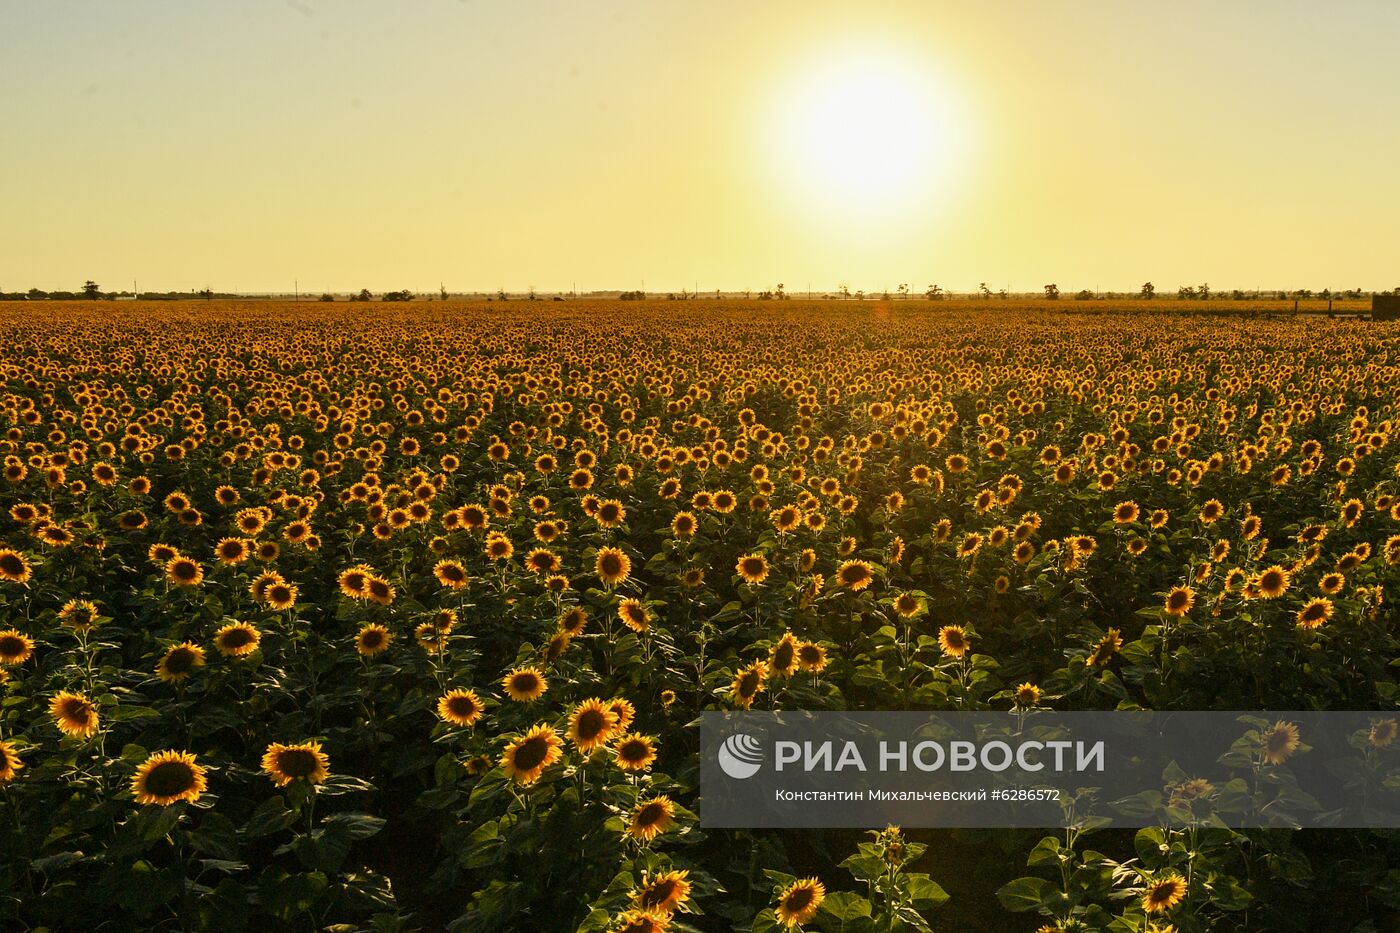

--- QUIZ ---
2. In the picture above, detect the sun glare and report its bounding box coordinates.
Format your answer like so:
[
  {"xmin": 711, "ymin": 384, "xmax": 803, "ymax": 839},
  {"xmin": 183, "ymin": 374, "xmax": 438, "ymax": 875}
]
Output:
[{"xmin": 770, "ymin": 51, "xmax": 962, "ymax": 217}]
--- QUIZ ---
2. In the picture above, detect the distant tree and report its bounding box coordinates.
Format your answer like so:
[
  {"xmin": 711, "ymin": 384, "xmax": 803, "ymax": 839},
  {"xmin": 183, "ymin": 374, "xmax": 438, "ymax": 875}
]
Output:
[
  {"xmin": 1198, "ymin": 282, "xmax": 1211, "ymax": 299},
  {"xmin": 1294, "ymin": 289, "xmax": 1312, "ymax": 299},
  {"xmin": 925, "ymin": 284, "xmax": 943, "ymax": 300},
  {"xmin": 1074, "ymin": 289, "xmax": 1094, "ymax": 300},
  {"xmin": 979, "ymin": 282, "xmax": 991, "ymax": 300},
  {"xmin": 82, "ymin": 280, "xmax": 101, "ymax": 299},
  {"xmin": 27, "ymin": 288, "xmax": 47, "ymax": 300},
  {"xmin": 776, "ymin": 283, "xmax": 786, "ymax": 299},
  {"xmin": 837, "ymin": 283, "xmax": 851, "ymax": 299},
  {"xmin": 1044, "ymin": 283, "xmax": 1059, "ymax": 300},
  {"xmin": 1230, "ymin": 289, "xmax": 1245, "ymax": 300},
  {"xmin": 619, "ymin": 290, "xmax": 645, "ymax": 301},
  {"xmin": 1319, "ymin": 287, "xmax": 1331, "ymax": 300},
  {"xmin": 350, "ymin": 288, "xmax": 372, "ymax": 302},
  {"xmin": 997, "ymin": 289, "xmax": 1008, "ymax": 299},
  {"xmin": 197, "ymin": 288, "xmax": 214, "ymax": 300},
  {"xmin": 382, "ymin": 289, "xmax": 413, "ymax": 302},
  {"xmin": 1177, "ymin": 286, "xmax": 1195, "ymax": 299},
  {"xmin": 854, "ymin": 290, "xmax": 865, "ymax": 300},
  {"xmin": 440, "ymin": 284, "xmax": 448, "ymax": 301},
  {"xmin": 1141, "ymin": 282, "xmax": 1155, "ymax": 299},
  {"xmin": 318, "ymin": 293, "xmax": 334, "ymax": 302},
  {"xmin": 897, "ymin": 283, "xmax": 909, "ymax": 299}
]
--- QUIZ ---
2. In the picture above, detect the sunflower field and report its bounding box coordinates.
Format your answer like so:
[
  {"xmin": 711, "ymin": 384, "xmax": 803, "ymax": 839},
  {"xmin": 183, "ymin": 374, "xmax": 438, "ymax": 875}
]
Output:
[{"xmin": 1, "ymin": 299, "xmax": 1399, "ymax": 932}]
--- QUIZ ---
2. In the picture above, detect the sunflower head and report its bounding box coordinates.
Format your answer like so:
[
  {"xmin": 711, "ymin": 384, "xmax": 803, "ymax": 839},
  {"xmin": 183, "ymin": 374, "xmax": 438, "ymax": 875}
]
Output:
[
  {"xmin": 261, "ymin": 741, "xmax": 330, "ymax": 786},
  {"xmin": 131, "ymin": 749, "xmax": 207, "ymax": 806}
]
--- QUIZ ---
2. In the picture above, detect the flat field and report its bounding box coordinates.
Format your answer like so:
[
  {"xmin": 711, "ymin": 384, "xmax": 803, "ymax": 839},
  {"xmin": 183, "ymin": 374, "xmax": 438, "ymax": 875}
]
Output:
[{"xmin": 1, "ymin": 299, "xmax": 1398, "ymax": 931}]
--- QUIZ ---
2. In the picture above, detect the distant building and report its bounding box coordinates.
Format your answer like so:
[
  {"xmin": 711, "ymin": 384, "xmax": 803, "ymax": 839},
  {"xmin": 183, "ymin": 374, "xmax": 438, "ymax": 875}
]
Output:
[{"xmin": 1374, "ymin": 294, "xmax": 1400, "ymax": 321}]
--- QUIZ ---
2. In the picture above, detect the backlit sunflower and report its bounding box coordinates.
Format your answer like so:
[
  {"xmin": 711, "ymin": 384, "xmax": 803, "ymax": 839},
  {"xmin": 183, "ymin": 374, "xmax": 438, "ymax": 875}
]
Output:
[
  {"xmin": 629, "ymin": 869, "xmax": 691, "ymax": 916},
  {"xmin": 1014, "ymin": 682, "xmax": 1042, "ymax": 707},
  {"xmin": 0, "ymin": 629, "xmax": 34, "ymax": 666},
  {"xmin": 156, "ymin": 642, "xmax": 206, "ymax": 683},
  {"xmin": 131, "ymin": 750, "xmax": 207, "ymax": 805},
  {"xmin": 618, "ymin": 599, "xmax": 650, "ymax": 633},
  {"xmin": 1087, "ymin": 628, "xmax": 1123, "ymax": 666},
  {"xmin": 500, "ymin": 723, "xmax": 563, "ymax": 784},
  {"xmin": 1141, "ymin": 872, "xmax": 1187, "ymax": 914},
  {"xmin": 1260, "ymin": 721, "xmax": 1301, "ymax": 765},
  {"xmin": 595, "ymin": 546, "xmax": 631, "ymax": 585},
  {"xmin": 50, "ymin": 690, "xmax": 99, "ymax": 738},
  {"xmin": 262, "ymin": 741, "xmax": 331, "ymax": 786},
  {"xmin": 214, "ymin": 621, "xmax": 261, "ymax": 658},
  {"xmin": 797, "ymin": 641, "xmax": 828, "ymax": 673},
  {"xmin": 1163, "ymin": 586, "xmax": 1194, "ymax": 618},
  {"xmin": 608, "ymin": 911, "xmax": 670, "ymax": 933},
  {"xmin": 502, "ymin": 666, "xmax": 548, "ymax": 701},
  {"xmin": 213, "ymin": 537, "xmax": 251, "ymax": 564},
  {"xmin": 569, "ymin": 698, "xmax": 620, "ymax": 752},
  {"xmin": 938, "ymin": 625, "xmax": 970, "ymax": 658},
  {"xmin": 614, "ymin": 733, "xmax": 658, "ymax": 771},
  {"xmin": 432, "ymin": 559, "xmax": 469, "ymax": 589},
  {"xmin": 736, "ymin": 553, "xmax": 770, "ymax": 585},
  {"xmin": 769, "ymin": 633, "xmax": 800, "ymax": 677},
  {"xmin": 1296, "ymin": 597, "xmax": 1333, "ymax": 630},
  {"xmin": 164, "ymin": 555, "xmax": 204, "ymax": 587},
  {"xmin": 355, "ymin": 623, "xmax": 393, "ymax": 657},
  {"xmin": 1255, "ymin": 565, "xmax": 1290, "ymax": 599},
  {"xmin": 0, "ymin": 739, "xmax": 22, "ymax": 784},
  {"xmin": 437, "ymin": 689, "xmax": 485, "ymax": 728},
  {"xmin": 626, "ymin": 796, "xmax": 676, "ymax": 842},
  {"xmin": 775, "ymin": 877, "xmax": 826, "ymax": 927},
  {"xmin": 835, "ymin": 559, "xmax": 874, "ymax": 591},
  {"xmin": 731, "ymin": 660, "xmax": 768, "ymax": 709}
]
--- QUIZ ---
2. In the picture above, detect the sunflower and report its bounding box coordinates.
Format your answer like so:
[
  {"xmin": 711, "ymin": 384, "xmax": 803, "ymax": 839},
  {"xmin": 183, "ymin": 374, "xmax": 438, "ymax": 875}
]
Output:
[
  {"xmin": 609, "ymin": 911, "xmax": 670, "ymax": 933},
  {"xmin": 569, "ymin": 698, "xmax": 620, "ymax": 752},
  {"xmin": 1260, "ymin": 720, "xmax": 1301, "ymax": 765},
  {"xmin": 736, "ymin": 553, "xmax": 770, "ymax": 585},
  {"xmin": 937, "ymin": 625, "xmax": 970, "ymax": 658},
  {"xmin": 618, "ymin": 599, "xmax": 651, "ymax": 633},
  {"xmin": 437, "ymin": 689, "xmax": 485, "ymax": 728},
  {"xmin": 355, "ymin": 623, "xmax": 393, "ymax": 657},
  {"xmin": 265, "ymin": 580, "xmax": 299, "ymax": 610},
  {"xmin": 338, "ymin": 566, "xmax": 370, "ymax": 598},
  {"xmin": 501, "ymin": 723, "xmax": 563, "ymax": 784},
  {"xmin": 164, "ymin": 556, "xmax": 204, "ymax": 587},
  {"xmin": 775, "ymin": 877, "xmax": 826, "ymax": 928},
  {"xmin": 1255, "ymin": 565, "xmax": 1290, "ymax": 599},
  {"xmin": 626, "ymin": 796, "xmax": 677, "ymax": 842},
  {"xmin": 1369, "ymin": 718, "xmax": 1398, "ymax": 748},
  {"xmin": 50, "ymin": 690, "xmax": 99, "ymax": 738},
  {"xmin": 680, "ymin": 567, "xmax": 705, "ymax": 588},
  {"xmin": 559, "ymin": 606, "xmax": 588, "ymax": 635},
  {"xmin": 0, "ymin": 739, "xmax": 22, "ymax": 784},
  {"xmin": 213, "ymin": 537, "xmax": 251, "ymax": 565},
  {"xmin": 156, "ymin": 642, "xmax": 206, "ymax": 683},
  {"xmin": 1141, "ymin": 872, "xmax": 1187, "ymax": 914},
  {"xmin": 1087, "ymin": 628, "xmax": 1123, "ymax": 666},
  {"xmin": 1112, "ymin": 500, "xmax": 1140, "ymax": 524},
  {"xmin": 214, "ymin": 621, "xmax": 261, "ymax": 658},
  {"xmin": 731, "ymin": 660, "xmax": 768, "ymax": 708},
  {"xmin": 769, "ymin": 633, "xmax": 800, "ymax": 677},
  {"xmin": 431, "ymin": 559, "xmax": 469, "ymax": 590},
  {"xmin": 0, "ymin": 629, "xmax": 34, "ymax": 666},
  {"xmin": 131, "ymin": 750, "xmax": 207, "ymax": 806},
  {"xmin": 1163, "ymin": 586, "xmax": 1194, "ymax": 618},
  {"xmin": 594, "ymin": 546, "xmax": 632, "ymax": 586},
  {"xmin": 630, "ymin": 869, "xmax": 691, "ymax": 916},
  {"xmin": 1294, "ymin": 597, "xmax": 1332, "ymax": 630},
  {"xmin": 797, "ymin": 641, "xmax": 828, "ymax": 673},
  {"xmin": 262, "ymin": 741, "xmax": 331, "ymax": 786},
  {"xmin": 58, "ymin": 598, "xmax": 100, "ymax": 633},
  {"xmin": 502, "ymin": 666, "xmax": 548, "ymax": 702},
  {"xmin": 835, "ymin": 559, "xmax": 874, "ymax": 591},
  {"xmin": 364, "ymin": 576, "xmax": 394, "ymax": 606},
  {"xmin": 1014, "ymin": 682, "xmax": 1042, "ymax": 707},
  {"xmin": 892, "ymin": 592, "xmax": 922, "ymax": 618},
  {"xmin": 614, "ymin": 733, "xmax": 658, "ymax": 771},
  {"xmin": 609, "ymin": 698, "xmax": 637, "ymax": 733}
]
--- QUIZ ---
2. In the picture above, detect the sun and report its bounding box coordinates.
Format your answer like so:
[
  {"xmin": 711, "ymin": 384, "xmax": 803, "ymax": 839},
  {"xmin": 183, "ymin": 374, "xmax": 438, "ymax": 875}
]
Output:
[{"xmin": 769, "ymin": 51, "xmax": 962, "ymax": 214}]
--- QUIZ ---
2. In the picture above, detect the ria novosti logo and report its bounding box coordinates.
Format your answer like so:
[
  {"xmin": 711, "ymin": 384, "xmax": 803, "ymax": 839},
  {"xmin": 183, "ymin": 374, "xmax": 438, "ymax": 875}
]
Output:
[{"xmin": 718, "ymin": 733, "xmax": 764, "ymax": 779}]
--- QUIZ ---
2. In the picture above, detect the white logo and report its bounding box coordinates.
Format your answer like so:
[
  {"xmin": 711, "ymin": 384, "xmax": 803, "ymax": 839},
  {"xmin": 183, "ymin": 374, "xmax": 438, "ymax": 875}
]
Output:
[{"xmin": 718, "ymin": 733, "xmax": 764, "ymax": 779}]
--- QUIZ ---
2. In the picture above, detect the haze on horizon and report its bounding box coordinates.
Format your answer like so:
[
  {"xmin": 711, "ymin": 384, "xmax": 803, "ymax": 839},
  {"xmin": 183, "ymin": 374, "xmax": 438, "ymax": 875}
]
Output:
[{"xmin": 3, "ymin": 1, "xmax": 1398, "ymax": 296}]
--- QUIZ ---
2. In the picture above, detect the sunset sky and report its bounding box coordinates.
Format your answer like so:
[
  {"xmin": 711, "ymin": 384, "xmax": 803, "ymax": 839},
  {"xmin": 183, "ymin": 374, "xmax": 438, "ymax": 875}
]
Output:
[{"xmin": 4, "ymin": 1, "xmax": 1399, "ymax": 294}]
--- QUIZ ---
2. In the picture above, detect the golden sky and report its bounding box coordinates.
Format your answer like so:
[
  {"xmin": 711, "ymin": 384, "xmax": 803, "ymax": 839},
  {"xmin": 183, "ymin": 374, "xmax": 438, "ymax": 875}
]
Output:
[{"xmin": 4, "ymin": 1, "xmax": 1398, "ymax": 294}]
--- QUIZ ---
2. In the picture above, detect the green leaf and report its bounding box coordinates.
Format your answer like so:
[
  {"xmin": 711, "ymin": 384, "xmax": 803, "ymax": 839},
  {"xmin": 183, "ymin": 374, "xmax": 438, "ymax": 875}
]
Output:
[{"xmin": 996, "ymin": 876, "xmax": 1056, "ymax": 912}]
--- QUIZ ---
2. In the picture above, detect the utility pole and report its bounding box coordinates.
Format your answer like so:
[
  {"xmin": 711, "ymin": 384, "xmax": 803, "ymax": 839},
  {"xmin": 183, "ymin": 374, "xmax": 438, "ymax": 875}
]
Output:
[{"xmin": 294, "ymin": 279, "xmax": 298, "ymax": 302}]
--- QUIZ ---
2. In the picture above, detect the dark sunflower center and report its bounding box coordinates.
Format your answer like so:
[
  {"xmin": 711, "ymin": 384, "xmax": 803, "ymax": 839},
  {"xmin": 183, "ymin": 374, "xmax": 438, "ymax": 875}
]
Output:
[
  {"xmin": 362, "ymin": 631, "xmax": 385, "ymax": 648},
  {"xmin": 576, "ymin": 709, "xmax": 607, "ymax": 739},
  {"xmin": 784, "ymin": 888, "xmax": 815, "ymax": 911},
  {"xmin": 222, "ymin": 629, "xmax": 254, "ymax": 648},
  {"xmin": 173, "ymin": 562, "xmax": 197, "ymax": 580},
  {"xmin": 166, "ymin": 648, "xmax": 197, "ymax": 673},
  {"xmin": 739, "ymin": 672, "xmax": 760, "ymax": 696},
  {"xmin": 63, "ymin": 698, "xmax": 94, "ymax": 721},
  {"xmin": 773, "ymin": 643, "xmax": 795, "ymax": 670},
  {"xmin": 448, "ymin": 696, "xmax": 477, "ymax": 718},
  {"xmin": 600, "ymin": 555, "xmax": 622, "ymax": 576},
  {"xmin": 145, "ymin": 761, "xmax": 195, "ymax": 797},
  {"xmin": 639, "ymin": 881, "xmax": 677, "ymax": 908},
  {"xmin": 512, "ymin": 736, "xmax": 549, "ymax": 771},
  {"xmin": 636, "ymin": 802, "xmax": 665, "ymax": 826},
  {"xmin": 0, "ymin": 635, "xmax": 25, "ymax": 655},
  {"xmin": 276, "ymin": 749, "xmax": 320, "ymax": 778},
  {"xmin": 512, "ymin": 675, "xmax": 539, "ymax": 694},
  {"xmin": 620, "ymin": 740, "xmax": 649, "ymax": 762}
]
